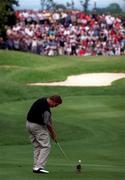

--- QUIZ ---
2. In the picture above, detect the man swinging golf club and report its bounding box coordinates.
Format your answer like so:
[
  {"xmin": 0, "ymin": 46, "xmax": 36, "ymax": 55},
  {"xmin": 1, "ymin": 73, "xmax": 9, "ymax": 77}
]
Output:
[{"xmin": 26, "ymin": 95, "xmax": 62, "ymax": 174}]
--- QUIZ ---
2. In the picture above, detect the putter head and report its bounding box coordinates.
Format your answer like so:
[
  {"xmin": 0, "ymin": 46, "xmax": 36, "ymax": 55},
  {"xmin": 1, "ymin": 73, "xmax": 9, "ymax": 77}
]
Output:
[{"xmin": 76, "ymin": 164, "xmax": 81, "ymax": 173}]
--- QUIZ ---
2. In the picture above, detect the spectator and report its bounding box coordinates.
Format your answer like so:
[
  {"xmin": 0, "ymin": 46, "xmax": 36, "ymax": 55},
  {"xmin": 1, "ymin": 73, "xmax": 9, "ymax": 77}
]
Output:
[{"xmin": 2, "ymin": 9, "xmax": 124, "ymax": 56}]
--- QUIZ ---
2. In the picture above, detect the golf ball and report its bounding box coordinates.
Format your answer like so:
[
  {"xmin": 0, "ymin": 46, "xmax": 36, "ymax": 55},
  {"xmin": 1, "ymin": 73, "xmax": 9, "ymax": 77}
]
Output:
[{"xmin": 78, "ymin": 160, "xmax": 81, "ymax": 163}]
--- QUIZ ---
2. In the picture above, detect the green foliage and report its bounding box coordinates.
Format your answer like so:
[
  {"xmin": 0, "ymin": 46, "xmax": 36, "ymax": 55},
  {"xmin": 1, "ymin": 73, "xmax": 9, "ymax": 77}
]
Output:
[
  {"xmin": 80, "ymin": 0, "xmax": 90, "ymax": 12},
  {"xmin": 54, "ymin": 4, "xmax": 66, "ymax": 10},
  {"xmin": 106, "ymin": 3, "xmax": 123, "ymax": 13},
  {"xmin": 95, "ymin": 3, "xmax": 123, "ymax": 15},
  {"xmin": 41, "ymin": 0, "xmax": 55, "ymax": 10},
  {"xmin": 66, "ymin": 0, "xmax": 75, "ymax": 10},
  {"xmin": 0, "ymin": 0, "xmax": 18, "ymax": 38}
]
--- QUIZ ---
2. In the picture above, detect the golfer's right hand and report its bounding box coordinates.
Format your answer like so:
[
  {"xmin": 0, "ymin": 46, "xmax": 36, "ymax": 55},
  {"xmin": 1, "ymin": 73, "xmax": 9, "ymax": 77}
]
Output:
[
  {"xmin": 51, "ymin": 132, "xmax": 57, "ymax": 141},
  {"xmin": 51, "ymin": 132, "xmax": 57, "ymax": 142}
]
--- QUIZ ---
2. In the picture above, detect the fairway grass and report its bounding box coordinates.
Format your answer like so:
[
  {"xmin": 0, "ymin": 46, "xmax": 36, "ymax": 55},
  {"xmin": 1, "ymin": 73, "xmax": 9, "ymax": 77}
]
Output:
[{"xmin": 0, "ymin": 50, "xmax": 125, "ymax": 180}]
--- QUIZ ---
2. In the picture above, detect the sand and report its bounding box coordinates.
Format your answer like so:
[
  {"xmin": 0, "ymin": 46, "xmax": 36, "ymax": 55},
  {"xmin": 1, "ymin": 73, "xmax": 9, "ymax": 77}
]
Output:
[{"xmin": 28, "ymin": 73, "xmax": 125, "ymax": 87}]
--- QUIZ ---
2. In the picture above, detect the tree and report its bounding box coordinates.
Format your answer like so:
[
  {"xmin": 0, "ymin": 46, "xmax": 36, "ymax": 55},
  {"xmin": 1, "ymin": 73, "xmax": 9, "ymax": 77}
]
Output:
[
  {"xmin": 106, "ymin": 3, "xmax": 123, "ymax": 14},
  {"xmin": 80, "ymin": 0, "xmax": 90, "ymax": 13},
  {"xmin": 0, "ymin": 0, "xmax": 18, "ymax": 38},
  {"xmin": 54, "ymin": 4, "xmax": 66, "ymax": 10},
  {"xmin": 66, "ymin": 0, "xmax": 75, "ymax": 10},
  {"xmin": 41, "ymin": 0, "xmax": 55, "ymax": 10},
  {"xmin": 123, "ymin": 0, "xmax": 125, "ymax": 12}
]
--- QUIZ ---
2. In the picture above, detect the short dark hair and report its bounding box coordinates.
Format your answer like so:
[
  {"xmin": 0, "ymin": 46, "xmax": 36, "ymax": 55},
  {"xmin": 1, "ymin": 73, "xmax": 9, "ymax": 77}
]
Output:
[{"xmin": 49, "ymin": 95, "xmax": 62, "ymax": 104}]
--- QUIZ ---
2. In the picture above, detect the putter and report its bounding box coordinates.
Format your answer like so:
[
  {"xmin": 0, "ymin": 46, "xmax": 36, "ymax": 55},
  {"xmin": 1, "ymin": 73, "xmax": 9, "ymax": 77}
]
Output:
[
  {"xmin": 55, "ymin": 140, "xmax": 69, "ymax": 161},
  {"xmin": 55, "ymin": 140, "xmax": 77, "ymax": 170}
]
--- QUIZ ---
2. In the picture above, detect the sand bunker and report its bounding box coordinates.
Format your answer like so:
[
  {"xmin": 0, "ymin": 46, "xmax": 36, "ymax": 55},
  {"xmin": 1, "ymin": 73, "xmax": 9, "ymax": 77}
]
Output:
[{"xmin": 28, "ymin": 73, "xmax": 125, "ymax": 87}]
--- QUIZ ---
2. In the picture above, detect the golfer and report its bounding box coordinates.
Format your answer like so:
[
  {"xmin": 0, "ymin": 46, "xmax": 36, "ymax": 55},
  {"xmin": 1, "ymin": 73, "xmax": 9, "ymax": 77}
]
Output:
[{"xmin": 26, "ymin": 95, "xmax": 62, "ymax": 174}]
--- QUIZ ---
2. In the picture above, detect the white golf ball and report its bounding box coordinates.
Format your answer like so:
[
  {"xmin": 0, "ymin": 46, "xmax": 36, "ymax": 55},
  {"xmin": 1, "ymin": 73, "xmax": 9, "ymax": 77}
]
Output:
[{"xmin": 78, "ymin": 160, "xmax": 81, "ymax": 163}]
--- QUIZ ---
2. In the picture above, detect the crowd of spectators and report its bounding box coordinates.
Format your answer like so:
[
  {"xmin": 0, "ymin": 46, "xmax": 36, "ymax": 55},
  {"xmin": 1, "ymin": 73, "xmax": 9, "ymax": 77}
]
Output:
[{"xmin": 1, "ymin": 9, "xmax": 125, "ymax": 56}]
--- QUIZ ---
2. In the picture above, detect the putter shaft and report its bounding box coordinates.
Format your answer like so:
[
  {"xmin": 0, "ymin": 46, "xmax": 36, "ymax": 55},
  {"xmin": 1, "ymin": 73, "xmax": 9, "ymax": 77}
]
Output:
[{"xmin": 56, "ymin": 141, "xmax": 68, "ymax": 160}]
